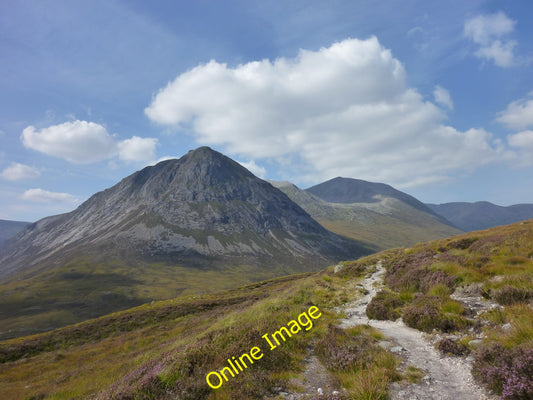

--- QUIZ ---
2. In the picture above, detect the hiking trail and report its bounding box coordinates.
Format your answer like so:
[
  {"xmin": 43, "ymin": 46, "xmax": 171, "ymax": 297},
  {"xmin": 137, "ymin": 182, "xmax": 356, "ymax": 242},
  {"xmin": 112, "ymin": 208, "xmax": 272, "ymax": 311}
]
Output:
[{"xmin": 338, "ymin": 261, "xmax": 497, "ymax": 400}]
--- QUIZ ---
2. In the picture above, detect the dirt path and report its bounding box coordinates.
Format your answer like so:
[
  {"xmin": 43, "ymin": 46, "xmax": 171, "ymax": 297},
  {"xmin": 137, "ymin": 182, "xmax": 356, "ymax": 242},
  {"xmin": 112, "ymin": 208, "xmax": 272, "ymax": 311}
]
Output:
[{"xmin": 339, "ymin": 262, "xmax": 496, "ymax": 400}]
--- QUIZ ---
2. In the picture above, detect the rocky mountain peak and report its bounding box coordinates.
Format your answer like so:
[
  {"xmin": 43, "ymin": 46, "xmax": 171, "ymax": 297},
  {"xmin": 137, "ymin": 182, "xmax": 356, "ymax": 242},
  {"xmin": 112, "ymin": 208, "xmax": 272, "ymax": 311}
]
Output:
[{"xmin": 0, "ymin": 147, "xmax": 370, "ymax": 281}]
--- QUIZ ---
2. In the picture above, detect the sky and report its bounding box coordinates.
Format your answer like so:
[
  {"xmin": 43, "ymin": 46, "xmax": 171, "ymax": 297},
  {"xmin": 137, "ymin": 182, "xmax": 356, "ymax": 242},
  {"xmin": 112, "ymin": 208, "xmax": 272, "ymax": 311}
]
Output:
[{"xmin": 1, "ymin": 0, "xmax": 533, "ymax": 222}]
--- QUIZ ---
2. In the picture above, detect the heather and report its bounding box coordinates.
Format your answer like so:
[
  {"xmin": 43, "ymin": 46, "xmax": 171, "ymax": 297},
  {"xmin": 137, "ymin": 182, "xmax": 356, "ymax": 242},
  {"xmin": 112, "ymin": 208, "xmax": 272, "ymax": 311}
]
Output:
[
  {"xmin": 365, "ymin": 290, "xmax": 404, "ymax": 321},
  {"xmin": 315, "ymin": 325, "xmax": 400, "ymax": 399},
  {"xmin": 2, "ymin": 219, "xmax": 533, "ymax": 399},
  {"xmin": 472, "ymin": 344, "xmax": 533, "ymax": 399},
  {"xmin": 0, "ymin": 267, "xmax": 360, "ymax": 399},
  {"xmin": 436, "ymin": 338, "xmax": 470, "ymax": 357},
  {"xmin": 348, "ymin": 220, "xmax": 533, "ymax": 396}
]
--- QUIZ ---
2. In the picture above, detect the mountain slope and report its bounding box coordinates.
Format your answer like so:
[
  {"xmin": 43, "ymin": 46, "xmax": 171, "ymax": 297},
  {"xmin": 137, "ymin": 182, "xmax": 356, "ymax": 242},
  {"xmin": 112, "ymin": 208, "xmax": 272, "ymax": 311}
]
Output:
[
  {"xmin": 0, "ymin": 147, "xmax": 370, "ymax": 339},
  {"xmin": 0, "ymin": 148, "xmax": 368, "ymax": 281},
  {"xmin": 1, "ymin": 219, "xmax": 532, "ymax": 399},
  {"xmin": 307, "ymin": 177, "xmax": 443, "ymax": 217},
  {"xmin": 273, "ymin": 179, "xmax": 461, "ymax": 250},
  {"xmin": 0, "ymin": 220, "xmax": 29, "ymax": 249},
  {"xmin": 428, "ymin": 201, "xmax": 533, "ymax": 231}
]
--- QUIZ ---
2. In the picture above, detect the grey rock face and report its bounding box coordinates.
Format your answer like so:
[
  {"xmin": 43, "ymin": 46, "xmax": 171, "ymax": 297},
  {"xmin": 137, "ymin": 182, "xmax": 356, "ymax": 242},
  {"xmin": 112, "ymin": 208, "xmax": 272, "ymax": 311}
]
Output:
[{"xmin": 0, "ymin": 147, "xmax": 370, "ymax": 280}]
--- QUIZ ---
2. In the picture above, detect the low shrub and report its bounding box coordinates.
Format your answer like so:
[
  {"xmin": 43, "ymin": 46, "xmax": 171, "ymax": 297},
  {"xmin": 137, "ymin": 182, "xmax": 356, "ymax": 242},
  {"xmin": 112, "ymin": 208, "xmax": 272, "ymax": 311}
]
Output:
[
  {"xmin": 385, "ymin": 250, "xmax": 457, "ymax": 294},
  {"xmin": 402, "ymin": 298, "xmax": 442, "ymax": 333},
  {"xmin": 472, "ymin": 343, "xmax": 533, "ymax": 399},
  {"xmin": 315, "ymin": 326, "xmax": 399, "ymax": 399},
  {"xmin": 447, "ymin": 237, "xmax": 479, "ymax": 250},
  {"xmin": 366, "ymin": 290, "xmax": 403, "ymax": 321},
  {"xmin": 315, "ymin": 326, "xmax": 374, "ymax": 372},
  {"xmin": 493, "ymin": 286, "xmax": 533, "ymax": 306},
  {"xmin": 436, "ymin": 338, "xmax": 470, "ymax": 356},
  {"xmin": 402, "ymin": 296, "xmax": 470, "ymax": 333}
]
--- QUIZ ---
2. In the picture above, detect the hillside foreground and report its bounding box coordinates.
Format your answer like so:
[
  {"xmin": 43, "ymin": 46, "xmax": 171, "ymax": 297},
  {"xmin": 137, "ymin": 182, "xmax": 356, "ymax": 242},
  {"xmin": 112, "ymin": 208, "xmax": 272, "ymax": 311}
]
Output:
[{"xmin": 1, "ymin": 220, "xmax": 532, "ymax": 399}]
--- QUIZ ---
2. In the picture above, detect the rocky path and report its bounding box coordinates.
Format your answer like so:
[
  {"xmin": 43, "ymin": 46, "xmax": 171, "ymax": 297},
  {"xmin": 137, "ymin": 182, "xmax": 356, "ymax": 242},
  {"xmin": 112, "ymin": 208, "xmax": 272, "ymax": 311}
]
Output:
[{"xmin": 339, "ymin": 262, "xmax": 496, "ymax": 400}]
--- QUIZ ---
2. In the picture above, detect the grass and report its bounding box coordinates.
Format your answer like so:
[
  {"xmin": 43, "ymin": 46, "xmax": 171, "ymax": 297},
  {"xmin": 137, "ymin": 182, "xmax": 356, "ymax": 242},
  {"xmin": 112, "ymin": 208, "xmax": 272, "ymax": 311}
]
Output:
[
  {"xmin": 2, "ymin": 219, "xmax": 533, "ymax": 399},
  {"xmin": 365, "ymin": 290, "xmax": 403, "ymax": 321},
  {"xmin": 348, "ymin": 219, "xmax": 533, "ymax": 397},
  {"xmin": 0, "ymin": 265, "xmax": 363, "ymax": 400},
  {"xmin": 317, "ymin": 210, "xmax": 460, "ymax": 252},
  {"xmin": 315, "ymin": 325, "xmax": 400, "ymax": 400},
  {"xmin": 0, "ymin": 256, "xmax": 308, "ymax": 341}
]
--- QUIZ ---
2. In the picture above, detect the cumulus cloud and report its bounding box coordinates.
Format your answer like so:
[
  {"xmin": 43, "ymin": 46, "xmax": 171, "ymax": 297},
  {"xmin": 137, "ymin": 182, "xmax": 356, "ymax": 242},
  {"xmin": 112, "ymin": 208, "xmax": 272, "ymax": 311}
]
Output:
[
  {"xmin": 464, "ymin": 12, "xmax": 518, "ymax": 67},
  {"xmin": 0, "ymin": 163, "xmax": 40, "ymax": 181},
  {"xmin": 433, "ymin": 85, "xmax": 454, "ymax": 110},
  {"xmin": 147, "ymin": 156, "xmax": 178, "ymax": 166},
  {"xmin": 118, "ymin": 136, "xmax": 158, "ymax": 162},
  {"xmin": 507, "ymin": 130, "xmax": 533, "ymax": 166},
  {"xmin": 145, "ymin": 37, "xmax": 502, "ymax": 188},
  {"xmin": 238, "ymin": 160, "xmax": 267, "ymax": 178},
  {"xmin": 21, "ymin": 120, "xmax": 158, "ymax": 164},
  {"xmin": 496, "ymin": 93, "xmax": 533, "ymax": 130},
  {"xmin": 21, "ymin": 120, "xmax": 117, "ymax": 163},
  {"xmin": 21, "ymin": 188, "xmax": 78, "ymax": 203},
  {"xmin": 508, "ymin": 130, "xmax": 533, "ymax": 149}
]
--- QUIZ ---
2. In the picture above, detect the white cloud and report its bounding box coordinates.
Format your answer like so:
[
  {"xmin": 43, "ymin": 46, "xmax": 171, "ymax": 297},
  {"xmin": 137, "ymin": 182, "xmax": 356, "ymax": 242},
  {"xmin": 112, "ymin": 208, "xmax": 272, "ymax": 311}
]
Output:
[
  {"xmin": 238, "ymin": 160, "xmax": 267, "ymax": 178},
  {"xmin": 21, "ymin": 188, "xmax": 78, "ymax": 203},
  {"xmin": 507, "ymin": 130, "xmax": 533, "ymax": 166},
  {"xmin": 21, "ymin": 120, "xmax": 159, "ymax": 164},
  {"xmin": 146, "ymin": 156, "xmax": 178, "ymax": 166},
  {"xmin": 464, "ymin": 12, "xmax": 515, "ymax": 44},
  {"xmin": 433, "ymin": 85, "xmax": 454, "ymax": 110},
  {"xmin": 464, "ymin": 12, "xmax": 518, "ymax": 67},
  {"xmin": 508, "ymin": 130, "xmax": 533, "ymax": 149},
  {"xmin": 496, "ymin": 94, "xmax": 533, "ymax": 130},
  {"xmin": 117, "ymin": 136, "xmax": 158, "ymax": 162},
  {"xmin": 475, "ymin": 40, "xmax": 517, "ymax": 68},
  {"xmin": 21, "ymin": 120, "xmax": 117, "ymax": 163},
  {"xmin": 145, "ymin": 37, "xmax": 502, "ymax": 188},
  {"xmin": 0, "ymin": 163, "xmax": 41, "ymax": 181}
]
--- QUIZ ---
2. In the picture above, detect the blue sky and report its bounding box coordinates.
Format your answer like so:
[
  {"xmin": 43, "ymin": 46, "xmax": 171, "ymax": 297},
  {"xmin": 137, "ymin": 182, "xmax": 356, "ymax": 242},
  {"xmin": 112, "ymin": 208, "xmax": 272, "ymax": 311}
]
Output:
[{"xmin": 1, "ymin": 0, "xmax": 533, "ymax": 222}]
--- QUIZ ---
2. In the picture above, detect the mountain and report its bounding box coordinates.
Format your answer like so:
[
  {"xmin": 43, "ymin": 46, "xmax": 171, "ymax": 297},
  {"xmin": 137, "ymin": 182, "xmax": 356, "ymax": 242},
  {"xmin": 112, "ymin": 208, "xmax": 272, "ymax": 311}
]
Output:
[
  {"xmin": 0, "ymin": 148, "xmax": 368, "ymax": 280},
  {"xmin": 0, "ymin": 147, "xmax": 370, "ymax": 339},
  {"xmin": 427, "ymin": 201, "xmax": 533, "ymax": 232},
  {"xmin": 307, "ymin": 177, "xmax": 446, "ymax": 219},
  {"xmin": 272, "ymin": 178, "xmax": 461, "ymax": 251},
  {"xmin": 0, "ymin": 220, "xmax": 29, "ymax": 249}
]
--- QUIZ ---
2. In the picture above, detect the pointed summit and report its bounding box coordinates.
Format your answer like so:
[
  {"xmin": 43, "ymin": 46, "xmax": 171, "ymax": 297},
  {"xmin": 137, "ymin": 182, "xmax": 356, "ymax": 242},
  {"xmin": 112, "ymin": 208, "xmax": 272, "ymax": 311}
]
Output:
[
  {"xmin": 0, "ymin": 148, "xmax": 370, "ymax": 281},
  {"xmin": 124, "ymin": 146, "xmax": 258, "ymax": 203},
  {"xmin": 0, "ymin": 147, "xmax": 373, "ymax": 337}
]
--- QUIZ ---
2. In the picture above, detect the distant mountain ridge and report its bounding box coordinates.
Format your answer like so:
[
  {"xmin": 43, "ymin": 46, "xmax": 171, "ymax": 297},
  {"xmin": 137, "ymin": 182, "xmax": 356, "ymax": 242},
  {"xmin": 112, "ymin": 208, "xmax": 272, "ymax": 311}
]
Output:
[
  {"xmin": 272, "ymin": 178, "xmax": 461, "ymax": 251},
  {"xmin": 427, "ymin": 201, "xmax": 533, "ymax": 232},
  {"xmin": 307, "ymin": 177, "xmax": 453, "ymax": 225},
  {"xmin": 0, "ymin": 220, "xmax": 29, "ymax": 249}
]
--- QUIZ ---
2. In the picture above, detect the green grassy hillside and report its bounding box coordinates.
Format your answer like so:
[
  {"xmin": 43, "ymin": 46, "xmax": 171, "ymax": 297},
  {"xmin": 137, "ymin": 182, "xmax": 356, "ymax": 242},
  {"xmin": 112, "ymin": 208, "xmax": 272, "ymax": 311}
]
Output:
[
  {"xmin": 0, "ymin": 256, "xmax": 313, "ymax": 341},
  {"xmin": 272, "ymin": 181, "xmax": 462, "ymax": 251},
  {"xmin": 0, "ymin": 267, "xmax": 399, "ymax": 399},
  {"xmin": 1, "ymin": 220, "xmax": 532, "ymax": 399}
]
